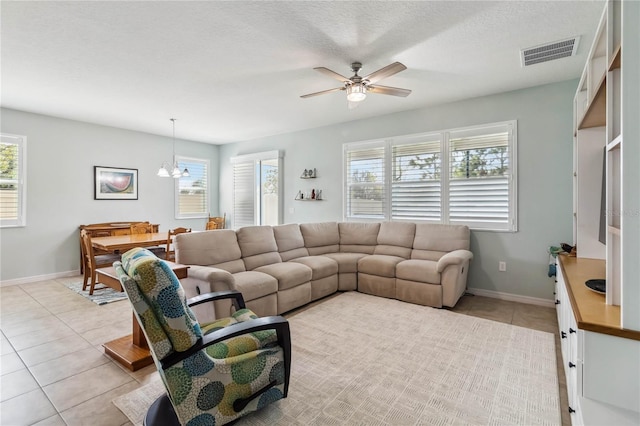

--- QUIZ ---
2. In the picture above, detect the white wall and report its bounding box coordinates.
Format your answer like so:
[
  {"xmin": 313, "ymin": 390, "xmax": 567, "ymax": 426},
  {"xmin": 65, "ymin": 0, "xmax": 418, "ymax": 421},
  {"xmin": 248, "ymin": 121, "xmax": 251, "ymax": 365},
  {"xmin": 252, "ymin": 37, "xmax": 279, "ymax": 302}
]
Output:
[
  {"xmin": 0, "ymin": 108, "xmax": 220, "ymax": 282},
  {"xmin": 219, "ymin": 80, "xmax": 576, "ymax": 300}
]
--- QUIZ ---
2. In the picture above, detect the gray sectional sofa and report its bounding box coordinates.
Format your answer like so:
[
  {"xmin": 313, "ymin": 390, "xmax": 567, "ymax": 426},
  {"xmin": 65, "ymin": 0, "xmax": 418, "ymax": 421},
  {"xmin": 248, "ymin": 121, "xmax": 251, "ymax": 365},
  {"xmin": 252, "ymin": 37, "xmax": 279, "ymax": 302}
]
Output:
[{"xmin": 174, "ymin": 221, "xmax": 473, "ymax": 320}]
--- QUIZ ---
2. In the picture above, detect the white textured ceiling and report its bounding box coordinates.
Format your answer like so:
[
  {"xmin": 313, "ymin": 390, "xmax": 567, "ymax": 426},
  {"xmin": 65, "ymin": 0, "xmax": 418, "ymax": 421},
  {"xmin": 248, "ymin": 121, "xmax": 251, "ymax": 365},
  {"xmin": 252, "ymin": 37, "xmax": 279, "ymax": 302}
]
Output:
[{"xmin": 1, "ymin": 1, "xmax": 604, "ymax": 144}]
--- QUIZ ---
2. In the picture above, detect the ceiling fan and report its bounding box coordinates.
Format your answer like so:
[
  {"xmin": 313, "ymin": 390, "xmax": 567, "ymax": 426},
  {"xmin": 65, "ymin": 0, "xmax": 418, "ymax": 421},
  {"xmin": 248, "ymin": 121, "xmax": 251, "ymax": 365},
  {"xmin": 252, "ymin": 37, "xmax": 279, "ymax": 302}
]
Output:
[{"xmin": 300, "ymin": 61, "xmax": 411, "ymax": 107}]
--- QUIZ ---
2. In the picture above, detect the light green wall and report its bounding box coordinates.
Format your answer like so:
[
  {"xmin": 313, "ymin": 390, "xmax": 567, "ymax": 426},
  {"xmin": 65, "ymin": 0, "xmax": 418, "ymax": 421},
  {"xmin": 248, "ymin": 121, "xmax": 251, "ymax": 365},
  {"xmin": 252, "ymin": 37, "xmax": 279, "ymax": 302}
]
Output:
[
  {"xmin": 219, "ymin": 80, "xmax": 576, "ymax": 300},
  {"xmin": 1, "ymin": 79, "xmax": 576, "ymax": 299},
  {"xmin": 0, "ymin": 108, "xmax": 220, "ymax": 282}
]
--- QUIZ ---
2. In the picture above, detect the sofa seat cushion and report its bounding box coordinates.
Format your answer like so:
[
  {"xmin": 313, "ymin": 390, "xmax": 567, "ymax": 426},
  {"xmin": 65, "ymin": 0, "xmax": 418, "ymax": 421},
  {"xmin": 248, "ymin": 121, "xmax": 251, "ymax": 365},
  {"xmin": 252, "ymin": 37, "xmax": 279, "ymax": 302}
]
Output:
[
  {"xmin": 232, "ymin": 271, "xmax": 278, "ymax": 301},
  {"xmin": 322, "ymin": 252, "xmax": 368, "ymax": 273},
  {"xmin": 289, "ymin": 256, "xmax": 338, "ymax": 280},
  {"xmin": 255, "ymin": 262, "xmax": 312, "ymax": 291},
  {"xmin": 358, "ymin": 255, "xmax": 405, "ymax": 278},
  {"xmin": 396, "ymin": 259, "xmax": 440, "ymax": 284}
]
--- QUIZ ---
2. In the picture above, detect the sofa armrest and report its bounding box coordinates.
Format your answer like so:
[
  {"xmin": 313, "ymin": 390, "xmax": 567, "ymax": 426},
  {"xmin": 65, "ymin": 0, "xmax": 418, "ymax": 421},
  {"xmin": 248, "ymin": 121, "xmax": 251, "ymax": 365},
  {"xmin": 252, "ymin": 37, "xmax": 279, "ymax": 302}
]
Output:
[
  {"xmin": 436, "ymin": 250, "xmax": 473, "ymax": 273},
  {"xmin": 185, "ymin": 265, "xmax": 235, "ymax": 289}
]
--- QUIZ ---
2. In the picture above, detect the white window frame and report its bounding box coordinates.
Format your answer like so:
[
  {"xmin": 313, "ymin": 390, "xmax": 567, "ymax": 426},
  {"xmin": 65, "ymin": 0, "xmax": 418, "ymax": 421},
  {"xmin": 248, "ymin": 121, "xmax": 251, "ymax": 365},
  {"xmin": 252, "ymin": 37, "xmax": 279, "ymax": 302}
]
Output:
[
  {"xmin": 343, "ymin": 121, "xmax": 517, "ymax": 232},
  {"xmin": 174, "ymin": 156, "xmax": 210, "ymax": 219},
  {"xmin": 230, "ymin": 150, "xmax": 283, "ymax": 229},
  {"xmin": 0, "ymin": 133, "xmax": 27, "ymax": 228}
]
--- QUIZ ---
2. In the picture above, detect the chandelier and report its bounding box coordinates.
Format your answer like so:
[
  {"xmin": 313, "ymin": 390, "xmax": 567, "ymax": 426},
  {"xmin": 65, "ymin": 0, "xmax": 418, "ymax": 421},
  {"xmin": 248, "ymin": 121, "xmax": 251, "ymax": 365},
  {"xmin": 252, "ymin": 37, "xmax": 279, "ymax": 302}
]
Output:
[{"xmin": 157, "ymin": 118, "xmax": 189, "ymax": 178}]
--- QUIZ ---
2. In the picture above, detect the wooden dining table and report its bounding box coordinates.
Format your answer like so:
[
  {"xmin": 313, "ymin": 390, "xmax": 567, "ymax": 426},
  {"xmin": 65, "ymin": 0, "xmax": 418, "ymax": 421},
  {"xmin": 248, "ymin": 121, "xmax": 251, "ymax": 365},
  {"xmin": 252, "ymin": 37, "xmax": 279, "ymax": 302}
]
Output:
[{"xmin": 91, "ymin": 232, "xmax": 170, "ymax": 253}]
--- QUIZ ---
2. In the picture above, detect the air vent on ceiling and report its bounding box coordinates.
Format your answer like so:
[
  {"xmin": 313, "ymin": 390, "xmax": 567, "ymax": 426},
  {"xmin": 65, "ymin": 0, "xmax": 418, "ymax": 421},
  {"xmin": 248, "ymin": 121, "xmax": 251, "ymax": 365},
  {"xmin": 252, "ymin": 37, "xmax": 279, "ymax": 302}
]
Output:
[{"xmin": 521, "ymin": 36, "xmax": 580, "ymax": 67}]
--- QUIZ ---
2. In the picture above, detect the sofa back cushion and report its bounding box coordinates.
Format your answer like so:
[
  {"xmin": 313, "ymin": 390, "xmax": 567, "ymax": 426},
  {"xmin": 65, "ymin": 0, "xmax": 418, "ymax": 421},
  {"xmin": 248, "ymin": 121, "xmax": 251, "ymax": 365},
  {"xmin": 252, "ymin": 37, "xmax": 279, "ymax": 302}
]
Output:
[
  {"xmin": 273, "ymin": 224, "xmax": 309, "ymax": 261},
  {"xmin": 300, "ymin": 222, "xmax": 340, "ymax": 255},
  {"xmin": 339, "ymin": 222, "xmax": 380, "ymax": 254},
  {"xmin": 411, "ymin": 223, "xmax": 470, "ymax": 261},
  {"xmin": 175, "ymin": 230, "xmax": 246, "ymax": 273},
  {"xmin": 236, "ymin": 226, "xmax": 282, "ymax": 270},
  {"xmin": 374, "ymin": 222, "xmax": 416, "ymax": 259}
]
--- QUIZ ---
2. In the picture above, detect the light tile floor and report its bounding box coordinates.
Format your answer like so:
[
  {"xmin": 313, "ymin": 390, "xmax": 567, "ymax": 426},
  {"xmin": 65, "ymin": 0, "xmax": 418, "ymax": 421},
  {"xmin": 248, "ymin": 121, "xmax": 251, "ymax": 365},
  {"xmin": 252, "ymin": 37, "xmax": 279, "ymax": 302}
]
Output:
[{"xmin": 0, "ymin": 277, "xmax": 568, "ymax": 425}]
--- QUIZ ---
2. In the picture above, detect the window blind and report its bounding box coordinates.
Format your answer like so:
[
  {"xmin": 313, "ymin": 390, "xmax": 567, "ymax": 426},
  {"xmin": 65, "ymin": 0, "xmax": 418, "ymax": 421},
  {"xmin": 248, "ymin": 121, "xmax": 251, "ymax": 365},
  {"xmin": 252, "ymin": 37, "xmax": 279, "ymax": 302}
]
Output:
[
  {"xmin": 448, "ymin": 128, "xmax": 512, "ymax": 229},
  {"xmin": 345, "ymin": 143, "xmax": 386, "ymax": 219},
  {"xmin": 391, "ymin": 140, "xmax": 441, "ymax": 221},
  {"xmin": 342, "ymin": 121, "xmax": 516, "ymax": 231},
  {"xmin": 175, "ymin": 157, "xmax": 209, "ymax": 219},
  {"xmin": 0, "ymin": 134, "xmax": 26, "ymax": 227},
  {"xmin": 233, "ymin": 161, "xmax": 256, "ymax": 228}
]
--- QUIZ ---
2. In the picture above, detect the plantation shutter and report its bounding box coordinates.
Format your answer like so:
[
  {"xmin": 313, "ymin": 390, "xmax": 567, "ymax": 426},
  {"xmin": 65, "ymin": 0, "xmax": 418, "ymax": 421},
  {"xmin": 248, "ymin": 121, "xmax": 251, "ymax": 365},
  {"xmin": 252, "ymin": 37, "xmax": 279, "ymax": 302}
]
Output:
[
  {"xmin": 391, "ymin": 139, "xmax": 441, "ymax": 221},
  {"xmin": 0, "ymin": 134, "xmax": 26, "ymax": 227},
  {"xmin": 448, "ymin": 124, "xmax": 513, "ymax": 230},
  {"xmin": 344, "ymin": 142, "xmax": 386, "ymax": 220},
  {"xmin": 176, "ymin": 157, "xmax": 209, "ymax": 218},
  {"xmin": 233, "ymin": 161, "xmax": 256, "ymax": 228}
]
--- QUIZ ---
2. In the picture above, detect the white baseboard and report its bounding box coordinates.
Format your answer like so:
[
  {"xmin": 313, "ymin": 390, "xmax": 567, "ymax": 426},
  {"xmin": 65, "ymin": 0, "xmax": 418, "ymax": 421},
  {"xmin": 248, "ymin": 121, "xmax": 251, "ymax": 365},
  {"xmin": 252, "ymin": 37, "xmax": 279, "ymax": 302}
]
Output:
[
  {"xmin": 466, "ymin": 287, "xmax": 555, "ymax": 308},
  {"xmin": 0, "ymin": 270, "xmax": 81, "ymax": 287}
]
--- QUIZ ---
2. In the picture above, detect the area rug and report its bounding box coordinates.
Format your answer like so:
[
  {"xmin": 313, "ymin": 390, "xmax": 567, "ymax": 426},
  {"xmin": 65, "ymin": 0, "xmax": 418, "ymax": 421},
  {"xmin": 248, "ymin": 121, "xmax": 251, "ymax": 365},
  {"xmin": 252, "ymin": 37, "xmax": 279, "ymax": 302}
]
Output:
[
  {"xmin": 113, "ymin": 291, "xmax": 561, "ymax": 425},
  {"xmin": 64, "ymin": 281, "xmax": 127, "ymax": 305}
]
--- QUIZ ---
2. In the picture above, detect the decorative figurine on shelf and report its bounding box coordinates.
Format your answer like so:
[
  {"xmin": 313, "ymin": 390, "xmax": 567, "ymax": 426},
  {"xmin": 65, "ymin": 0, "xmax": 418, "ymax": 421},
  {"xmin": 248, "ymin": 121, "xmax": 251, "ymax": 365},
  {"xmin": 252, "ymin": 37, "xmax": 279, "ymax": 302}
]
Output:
[
  {"xmin": 313, "ymin": 168, "xmax": 317, "ymax": 178},
  {"xmin": 303, "ymin": 169, "xmax": 308, "ymax": 178},
  {"xmin": 311, "ymin": 189, "xmax": 316, "ymax": 199},
  {"xmin": 296, "ymin": 190, "xmax": 302, "ymax": 200},
  {"xmin": 316, "ymin": 189, "xmax": 322, "ymax": 200}
]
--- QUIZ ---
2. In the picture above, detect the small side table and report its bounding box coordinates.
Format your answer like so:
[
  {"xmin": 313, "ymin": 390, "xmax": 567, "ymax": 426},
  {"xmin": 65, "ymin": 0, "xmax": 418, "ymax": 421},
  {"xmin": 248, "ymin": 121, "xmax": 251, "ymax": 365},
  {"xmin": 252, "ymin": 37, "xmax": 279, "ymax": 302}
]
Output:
[{"xmin": 99, "ymin": 262, "xmax": 189, "ymax": 371}]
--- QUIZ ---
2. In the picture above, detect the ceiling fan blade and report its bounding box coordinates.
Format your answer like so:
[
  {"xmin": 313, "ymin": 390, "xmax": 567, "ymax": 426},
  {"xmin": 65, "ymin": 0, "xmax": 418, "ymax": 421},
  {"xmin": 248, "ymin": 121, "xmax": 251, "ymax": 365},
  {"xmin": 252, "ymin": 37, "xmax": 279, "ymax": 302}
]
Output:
[
  {"xmin": 300, "ymin": 87, "xmax": 345, "ymax": 98},
  {"xmin": 314, "ymin": 67, "xmax": 350, "ymax": 82},
  {"xmin": 363, "ymin": 62, "xmax": 407, "ymax": 84},
  {"xmin": 367, "ymin": 84, "xmax": 412, "ymax": 97}
]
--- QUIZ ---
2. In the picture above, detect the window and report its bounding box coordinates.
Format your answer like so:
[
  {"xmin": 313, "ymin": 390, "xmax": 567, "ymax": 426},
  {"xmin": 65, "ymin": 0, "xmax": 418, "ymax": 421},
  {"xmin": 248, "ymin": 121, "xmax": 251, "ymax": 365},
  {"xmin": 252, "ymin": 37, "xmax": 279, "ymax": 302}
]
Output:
[
  {"xmin": 175, "ymin": 156, "xmax": 209, "ymax": 219},
  {"xmin": 344, "ymin": 121, "xmax": 517, "ymax": 231},
  {"xmin": 345, "ymin": 142, "xmax": 386, "ymax": 219},
  {"xmin": 231, "ymin": 150, "xmax": 282, "ymax": 228},
  {"xmin": 0, "ymin": 134, "xmax": 27, "ymax": 228}
]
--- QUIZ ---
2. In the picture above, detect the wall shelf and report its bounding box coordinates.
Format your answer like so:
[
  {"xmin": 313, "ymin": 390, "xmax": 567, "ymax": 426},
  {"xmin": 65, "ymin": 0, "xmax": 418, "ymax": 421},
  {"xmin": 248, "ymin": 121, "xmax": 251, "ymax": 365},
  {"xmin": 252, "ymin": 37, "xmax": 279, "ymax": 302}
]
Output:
[
  {"xmin": 609, "ymin": 45, "xmax": 621, "ymax": 70},
  {"xmin": 300, "ymin": 168, "xmax": 317, "ymax": 179},
  {"xmin": 578, "ymin": 73, "xmax": 606, "ymax": 129}
]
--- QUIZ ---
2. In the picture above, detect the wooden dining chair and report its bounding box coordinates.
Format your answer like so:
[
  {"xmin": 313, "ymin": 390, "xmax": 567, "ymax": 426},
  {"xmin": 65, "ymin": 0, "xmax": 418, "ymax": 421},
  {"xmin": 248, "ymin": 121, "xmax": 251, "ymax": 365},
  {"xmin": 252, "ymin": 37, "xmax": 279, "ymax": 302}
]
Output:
[
  {"xmin": 130, "ymin": 221, "xmax": 154, "ymax": 234},
  {"xmin": 80, "ymin": 230, "xmax": 120, "ymax": 295},
  {"xmin": 165, "ymin": 227, "xmax": 192, "ymax": 261},
  {"xmin": 206, "ymin": 213, "xmax": 225, "ymax": 230}
]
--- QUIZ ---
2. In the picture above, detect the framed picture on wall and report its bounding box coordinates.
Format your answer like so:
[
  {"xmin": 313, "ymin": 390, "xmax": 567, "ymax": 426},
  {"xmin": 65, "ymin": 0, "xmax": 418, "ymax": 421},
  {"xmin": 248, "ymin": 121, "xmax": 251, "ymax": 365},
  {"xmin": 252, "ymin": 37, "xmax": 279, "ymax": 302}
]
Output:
[{"xmin": 94, "ymin": 166, "xmax": 138, "ymax": 200}]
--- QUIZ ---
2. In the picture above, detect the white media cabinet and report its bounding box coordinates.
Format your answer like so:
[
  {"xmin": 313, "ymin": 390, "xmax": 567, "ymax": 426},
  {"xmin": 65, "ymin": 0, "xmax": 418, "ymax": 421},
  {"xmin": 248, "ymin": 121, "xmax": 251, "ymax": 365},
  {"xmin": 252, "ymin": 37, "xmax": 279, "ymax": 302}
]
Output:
[{"xmin": 564, "ymin": 0, "xmax": 640, "ymax": 424}]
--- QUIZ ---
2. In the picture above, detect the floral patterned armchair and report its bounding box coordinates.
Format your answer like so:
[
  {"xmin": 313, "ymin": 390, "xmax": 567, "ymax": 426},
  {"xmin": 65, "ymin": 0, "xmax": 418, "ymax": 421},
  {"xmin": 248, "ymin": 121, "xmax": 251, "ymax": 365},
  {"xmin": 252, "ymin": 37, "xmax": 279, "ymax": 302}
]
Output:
[{"xmin": 114, "ymin": 248, "xmax": 290, "ymax": 425}]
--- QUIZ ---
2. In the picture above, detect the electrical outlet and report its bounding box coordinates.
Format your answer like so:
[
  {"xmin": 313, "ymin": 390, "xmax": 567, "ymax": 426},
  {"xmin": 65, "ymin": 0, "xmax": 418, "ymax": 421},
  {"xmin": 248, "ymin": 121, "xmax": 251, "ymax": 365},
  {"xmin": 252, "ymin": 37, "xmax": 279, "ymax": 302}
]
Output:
[
  {"xmin": 499, "ymin": 261, "xmax": 507, "ymax": 272},
  {"xmin": 289, "ymin": 207, "xmax": 295, "ymax": 214}
]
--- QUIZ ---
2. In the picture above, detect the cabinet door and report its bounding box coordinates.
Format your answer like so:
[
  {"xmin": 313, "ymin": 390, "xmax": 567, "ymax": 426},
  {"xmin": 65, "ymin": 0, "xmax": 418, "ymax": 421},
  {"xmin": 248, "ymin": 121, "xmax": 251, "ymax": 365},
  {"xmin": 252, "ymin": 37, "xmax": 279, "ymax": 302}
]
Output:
[
  {"xmin": 567, "ymin": 313, "xmax": 581, "ymax": 416},
  {"xmin": 582, "ymin": 331, "xmax": 640, "ymax": 412}
]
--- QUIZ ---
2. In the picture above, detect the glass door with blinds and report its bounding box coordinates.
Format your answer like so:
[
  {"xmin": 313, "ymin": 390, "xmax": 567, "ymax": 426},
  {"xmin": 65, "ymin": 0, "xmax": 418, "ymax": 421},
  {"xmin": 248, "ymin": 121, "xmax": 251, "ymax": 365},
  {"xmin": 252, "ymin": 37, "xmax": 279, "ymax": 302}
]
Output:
[{"xmin": 232, "ymin": 150, "xmax": 282, "ymax": 228}]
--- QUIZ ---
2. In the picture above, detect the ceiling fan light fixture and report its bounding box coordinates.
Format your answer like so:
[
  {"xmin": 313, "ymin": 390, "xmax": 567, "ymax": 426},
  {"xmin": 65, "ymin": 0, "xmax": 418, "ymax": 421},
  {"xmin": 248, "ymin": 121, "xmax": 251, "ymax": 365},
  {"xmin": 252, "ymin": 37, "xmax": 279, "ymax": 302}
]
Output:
[{"xmin": 346, "ymin": 83, "xmax": 367, "ymax": 102}]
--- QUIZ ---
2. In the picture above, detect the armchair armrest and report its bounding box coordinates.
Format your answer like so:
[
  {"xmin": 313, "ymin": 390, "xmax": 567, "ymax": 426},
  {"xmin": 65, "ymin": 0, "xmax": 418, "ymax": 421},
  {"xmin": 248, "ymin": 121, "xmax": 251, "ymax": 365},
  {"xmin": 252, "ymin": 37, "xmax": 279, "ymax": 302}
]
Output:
[
  {"xmin": 160, "ymin": 316, "xmax": 291, "ymax": 371},
  {"xmin": 436, "ymin": 249, "xmax": 473, "ymax": 273},
  {"xmin": 187, "ymin": 290, "xmax": 246, "ymax": 310}
]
